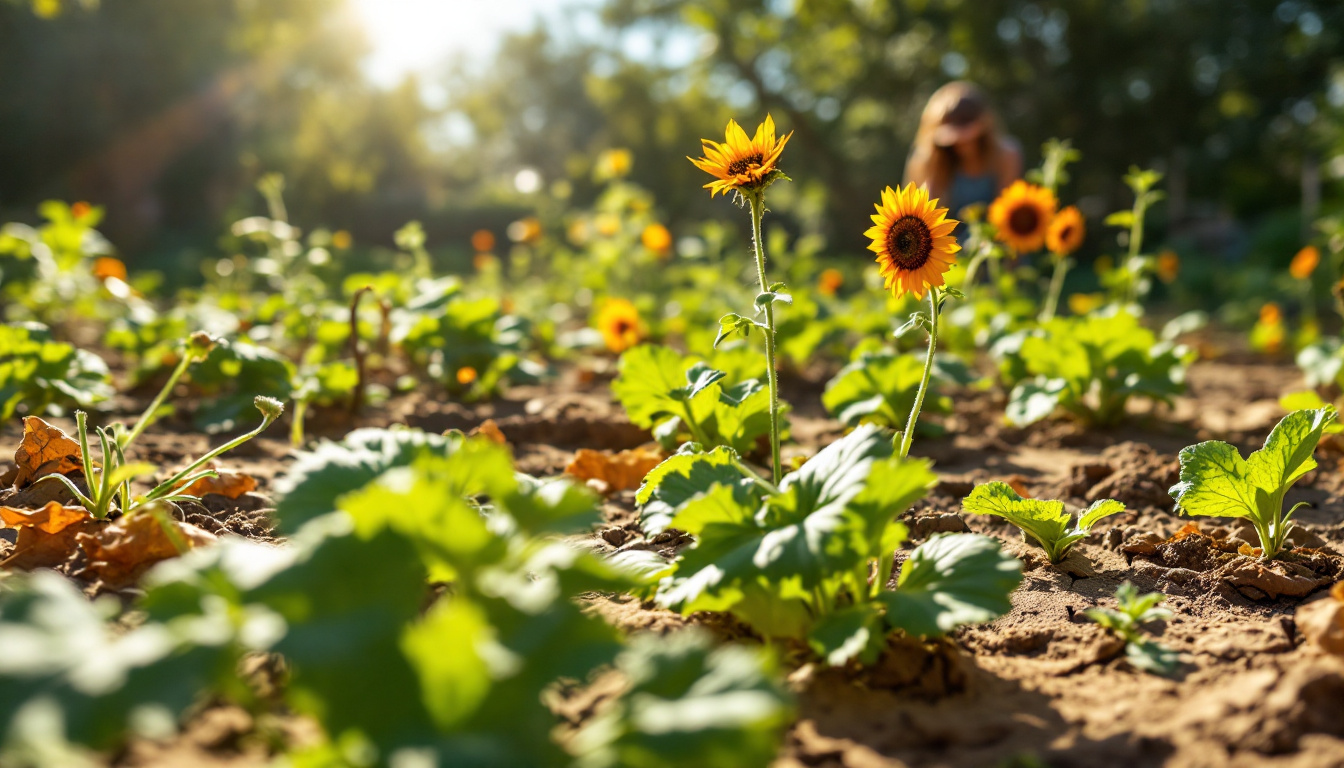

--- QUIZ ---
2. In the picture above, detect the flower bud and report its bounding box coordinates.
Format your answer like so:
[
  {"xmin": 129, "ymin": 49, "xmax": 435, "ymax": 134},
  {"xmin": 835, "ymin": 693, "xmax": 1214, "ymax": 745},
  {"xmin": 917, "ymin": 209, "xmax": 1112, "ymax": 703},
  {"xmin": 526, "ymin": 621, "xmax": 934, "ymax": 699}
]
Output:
[
  {"xmin": 254, "ymin": 396, "xmax": 285, "ymax": 422},
  {"xmin": 186, "ymin": 332, "xmax": 218, "ymax": 362}
]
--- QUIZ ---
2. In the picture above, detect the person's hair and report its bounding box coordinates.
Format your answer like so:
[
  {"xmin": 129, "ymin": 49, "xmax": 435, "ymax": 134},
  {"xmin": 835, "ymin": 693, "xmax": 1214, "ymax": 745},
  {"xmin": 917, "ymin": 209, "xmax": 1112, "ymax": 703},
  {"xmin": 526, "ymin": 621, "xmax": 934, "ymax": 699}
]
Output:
[{"xmin": 907, "ymin": 81, "xmax": 1003, "ymax": 199}]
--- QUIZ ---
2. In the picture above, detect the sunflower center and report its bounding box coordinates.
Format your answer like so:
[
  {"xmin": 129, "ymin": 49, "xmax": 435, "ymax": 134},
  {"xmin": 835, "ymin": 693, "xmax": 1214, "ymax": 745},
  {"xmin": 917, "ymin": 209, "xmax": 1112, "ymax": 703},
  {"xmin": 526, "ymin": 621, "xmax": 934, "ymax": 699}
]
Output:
[
  {"xmin": 1058, "ymin": 224, "xmax": 1073, "ymax": 241},
  {"xmin": 885, "ymin": 216, "xmax": 933, "ymax": 271},
  {"xmin": 727, "ymin": 153, "xmax": 764, "ymax": 177},
  {"xmin": 1008, "ymin": 205, "xmax": 1040, "ymax": 235},
  {"xmin": 613, "ymin": 319, "xmax": 632, "ymax": 335}
]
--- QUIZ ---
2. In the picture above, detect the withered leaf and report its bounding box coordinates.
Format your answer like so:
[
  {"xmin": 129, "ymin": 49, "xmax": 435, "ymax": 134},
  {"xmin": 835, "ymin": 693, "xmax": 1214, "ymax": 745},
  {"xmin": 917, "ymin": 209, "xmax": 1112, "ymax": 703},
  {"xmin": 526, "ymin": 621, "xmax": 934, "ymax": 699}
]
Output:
[
  {"xmin": 2, "ymin": 518, "xmax": 103, "ymax": 571},
  {"xmin": 75, "ymin": 511, "xmax": 216, "ymax": 588},
  {"xmin": 0, "ymin": 501, "xmax": 92, "ymax": 534},
  {"xmin": 177, "ymin": 469, "xmax": 258, "ymax": 500},
  {"xmin": 565, "ymin": 444, "xmax": 665, "ymax": 495},
  {"xmin": 12, "ymin": 416, "xmax": 84, "ymax": 489},
  {"xmin": 470, "ymin": 419, "xmax": 508, "ymax": 446}
]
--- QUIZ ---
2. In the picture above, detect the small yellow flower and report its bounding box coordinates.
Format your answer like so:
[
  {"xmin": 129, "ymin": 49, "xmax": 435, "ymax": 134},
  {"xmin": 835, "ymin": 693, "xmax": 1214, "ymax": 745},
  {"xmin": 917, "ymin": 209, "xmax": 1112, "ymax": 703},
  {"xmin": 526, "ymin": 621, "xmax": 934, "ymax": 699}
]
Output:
[
  {"xmin": 473, "ymin": 253, "xmax": 496, "ymax": 272},
  {"xmin": 471, "ymin": 229, "xmax": 496, "ymax": 253},
  {"xmin": 989, "ymin": 181, "xmax": 1057, "ymax": 253},
  {"xmin": 818, "ymin": 268, "xmax": 844, "ymax": 296},
  {"xmin": 596, "ymin": 299, "xmax": 644, "ymax": 354},
  {"xmin": 331, "ymin": 230, "xmax": 353, "ymax": 250},
  {"xmin": 641, "ymin": 223, "xmax": 673, "ymax": 256},
  {"xmin": 596, "ymin": 148, "xmax": 633, "ymax": 180},
  {"xmin": 864, "ymin": 183, "xmax": 960, "ymax": 300},
  {"xmin": 457, "ymin": 367, "xmax": 478, "ymax": 386},
  {"xmin": 1290, "ymin": 245, "xmax": 1320, "ymax": 280},
  {"xmin": 595, "ymin": 213, "xmax": 620, "ymax": 238},
  {"xmin": 1045, "ymin": 206, "xmax": 1086, "ymax": 256},
  {"xmin": 1156, "ymin": 250, "xmax": 1180, "ymax": 283},
  {"xmin": 688, "ymin": 115, "xmax": 793, "ymax": 198},
  {"xmin": 1068, "ymin": 292, "xmax": 1105, "ymax": 315}
]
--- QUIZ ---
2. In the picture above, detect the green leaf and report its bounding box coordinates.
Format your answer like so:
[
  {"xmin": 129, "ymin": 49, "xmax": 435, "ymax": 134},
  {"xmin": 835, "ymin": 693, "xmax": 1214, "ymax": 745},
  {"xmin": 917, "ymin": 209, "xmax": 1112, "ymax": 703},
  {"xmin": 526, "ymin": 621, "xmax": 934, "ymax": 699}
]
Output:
[
  {"xmin": 613, "ymin": 345, "xmax": 701, "ymax": 428},
  {"xmin": 273, "ymin": 427, "xmax": 463, "ymax": 533},
  {"xmin": 880, "ymin": 534, "xmax": 1022, "ymax": 637},
  {"xmin": 673, "ymin": 363, "xmax": 726, "ymax": 402},
  {"xmin": 807, "ymin": 603, "xmax": 886, "ymax": 666},
  {"xmin": 1076, "ymin": 499, "xmax": 1126, "ymax": 531},
  {"xmin": 1005, "ymin": 377, "xmax": 1067, "ymax": 426},
  {"xmin": 962, "ymin": 482, "xmax": 1071, "ymax": 556},
  {"xmin": 822, "ymin": 351, "xmax": 930, "ymax": 429},
  {"xmin": 1168, "ymin": 440, "xmax": 1258, "ymax": 520},
  {"xmin": 1246, "ymin": 406, "xmax": 1336, "ymax": 492},
  {"xmin": 1104, "ymin": 210, "xmax": 1135, "ymax": 228},
  {"xmin": 636, "ymin": 446, "xmax": 754, "ymax": 535},
  {"xmin": 573, "ymin": 630, "xmax": 793, "ymax": 768},
  {"xmin": 1125, "ymin": 638, "xmax": 1181, "ymax": 676}
]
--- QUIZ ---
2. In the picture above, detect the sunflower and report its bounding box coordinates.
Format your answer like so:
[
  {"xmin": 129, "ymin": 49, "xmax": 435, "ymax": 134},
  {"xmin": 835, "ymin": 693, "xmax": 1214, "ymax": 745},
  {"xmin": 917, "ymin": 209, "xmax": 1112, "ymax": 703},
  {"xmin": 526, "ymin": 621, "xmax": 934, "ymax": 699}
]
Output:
[
  {"xmin": 989, "ymin": 180, "xmax": 1057, "ymax": 253},
  {"xmin": 596, "ymin": 299, "xmax": 644, "ymax": 353},
  {"xmin": 865, "ymin": 183, "xmax": 960, "ymax": 300},
  {"xmin": 1045, "ymin": 206, "xmax": 1085, "ymax": 256},
  {"xmin": 688, "ymin": 115, "xmax": 793, "ymax": 198}
]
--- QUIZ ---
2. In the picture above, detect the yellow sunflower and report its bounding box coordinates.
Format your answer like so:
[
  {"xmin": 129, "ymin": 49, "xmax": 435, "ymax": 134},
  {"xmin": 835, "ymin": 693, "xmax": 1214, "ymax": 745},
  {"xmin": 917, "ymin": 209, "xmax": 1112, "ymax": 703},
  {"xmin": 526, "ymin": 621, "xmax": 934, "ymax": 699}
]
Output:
[
  {"xmin": 596, "ymin": 299, "xmax": 644, "ymax": 353},
  {"xmin": 865, "ymin": 183, "xmax": 960, "ymax": 300},
  {"xmin": 989, "ymin": 180, "xmax": 1058, "ymax": 253},
  {"xmin": 1045, "ymin": 206, "xmax": 1086, "ymax": 256},
  {"xmin": 688, "ymin": 115, "xmax": 793, "ymax": 198}
]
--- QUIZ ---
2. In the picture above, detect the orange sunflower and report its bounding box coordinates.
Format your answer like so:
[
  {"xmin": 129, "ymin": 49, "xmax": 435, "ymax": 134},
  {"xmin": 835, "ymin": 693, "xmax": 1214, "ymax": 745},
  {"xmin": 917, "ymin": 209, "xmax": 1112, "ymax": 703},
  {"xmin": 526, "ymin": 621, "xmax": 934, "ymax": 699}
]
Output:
[
  {"xmin": 596, "ymin": 299, "xmax": 644, "ymax": 353},
  {"xmin": 989, "ymin": 180, "xmax": 1057, "ymax": 253},
  {"xmin": 1045, "ymin": 206, "xmax": 1086, "ymax": 256},
  {"xmin": 688, "ymin": 115, "xmax": 793, "ymax": 198},
  {"xmin": 865, "ymin": 183, "xmax": 960, "ymax": 300}
]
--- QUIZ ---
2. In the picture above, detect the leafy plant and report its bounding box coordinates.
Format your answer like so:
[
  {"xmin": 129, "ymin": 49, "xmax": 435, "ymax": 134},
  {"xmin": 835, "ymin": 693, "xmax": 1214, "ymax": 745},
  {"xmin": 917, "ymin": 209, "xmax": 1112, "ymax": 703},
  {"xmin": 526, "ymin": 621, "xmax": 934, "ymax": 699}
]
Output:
[
  {"xmin": 1083, "ymin": 581, "xmax": 1180, "ymax": 676},
  {"xmin": 572, "ymin": 630, "xmax": 793, "ymax": 768},
  {"xmin": 397, "ymin": 293, "xmax": 541, "ymax": 399},
  {"xmin": 613, "ymin": 344, "xmax": 783, "ymax": 454},
  {"xmin": 637, "ymin": 425, "xmax": 1022, "ymax": 666},
  {"xmin": 1169, "ymin": 406, "xmax": 1336, "ymax": 560},
  {"xmin": 822, "ymin": 348, "xmax": 969, "ymax": 431},
  {"xmin": 961, "ymin": 482, "xmax": 1126, "ymax": 564},
  {"xmin": 188, "ymin": 339, "xmax": 294, "ymax": 433},
  {"xmin": 1004, "ymin": 310, "xmax": 1194, "ymax": 427},
  {"xmin": 0, "ymin": 322, "xmax": 112, "ymax": 419}
]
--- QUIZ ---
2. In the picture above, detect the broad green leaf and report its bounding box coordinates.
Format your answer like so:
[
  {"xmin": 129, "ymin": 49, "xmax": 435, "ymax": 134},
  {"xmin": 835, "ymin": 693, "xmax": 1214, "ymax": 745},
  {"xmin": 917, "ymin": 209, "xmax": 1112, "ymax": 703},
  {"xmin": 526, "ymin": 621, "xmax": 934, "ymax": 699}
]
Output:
[
  {"xmin": 273, "ymin": 427, "xmax": 462, "ymax": 533},
  {"xmin": 1077, "ymin": 499, "xmax": 1126, "ymax": 531},
  {"xmin": 636, "ymin": 447, "xmax": 754, "ymax": 535},
  {"xmin": 400, "ymin": 597, "xmax": 492, "ymax": 730},
  {"xmin": 1006, "ymin": 377, "xmax": 1067, "ymax": 426},
  {"xmin": 1168, "ymin": 440, "xmax": 1258, "ymax": 519},
  {"xmin": 880, "ymin": 533, "xmax": 1022, "ymax": 637},
  {"xmin": 807, "ymin": 603, "xmax": 886, "ymax": 666},
  {"xmin": 961, "ymin": 482, "xmax": 1071, "ymax": 553},
  {"xmin": 822, "ymin": 351, "xmax": 928, "ymax": 428},
  {"xmin": 1246, "ymin": 407, "xmax": 1336, "ymax": 493},
  {"xmin": 612, "ymin": 345, "xmax": 700, "ymax": 428},
  {"xmin": 674, "ymin": 362, "xmax": 726, "ymax": 402},
  {"xmin": 573, "ymin": 630, "xmax": 793, "ymax": 768}
]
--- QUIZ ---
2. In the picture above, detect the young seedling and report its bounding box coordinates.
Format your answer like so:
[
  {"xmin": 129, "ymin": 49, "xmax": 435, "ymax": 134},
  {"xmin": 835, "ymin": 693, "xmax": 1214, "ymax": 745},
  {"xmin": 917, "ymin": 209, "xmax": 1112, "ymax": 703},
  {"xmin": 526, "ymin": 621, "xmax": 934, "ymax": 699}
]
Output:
[
  {"xmin": 1169, "ymin": 406, "xmax": 1336, "ymax": 560},
  {"xmin": 1084, "ymin": 581, "xmax": 1180, "ymax": 676},
  {"xmin": 962, "ymin": 481, "xmax": 1126, "ymax": 564}
]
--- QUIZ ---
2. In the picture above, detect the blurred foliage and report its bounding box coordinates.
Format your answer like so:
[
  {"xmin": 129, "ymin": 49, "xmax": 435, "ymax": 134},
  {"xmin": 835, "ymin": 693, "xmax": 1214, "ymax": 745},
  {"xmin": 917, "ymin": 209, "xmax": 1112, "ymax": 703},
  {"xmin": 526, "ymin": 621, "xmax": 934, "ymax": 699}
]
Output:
[{"xmin": 0, "ymin": 0, "xmax": 1340, "ymax": 276}]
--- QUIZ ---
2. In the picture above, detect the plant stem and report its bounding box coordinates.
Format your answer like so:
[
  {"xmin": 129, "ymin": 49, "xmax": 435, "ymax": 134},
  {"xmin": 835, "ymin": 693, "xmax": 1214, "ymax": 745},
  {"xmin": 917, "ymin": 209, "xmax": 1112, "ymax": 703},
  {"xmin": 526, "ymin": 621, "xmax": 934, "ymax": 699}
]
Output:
[
  {"xmin": 898, "ymin": 289, "xmax": 941, "ymax": 459},
  {"xmin": 1124, "ymin": 198, "xmax": 1146, "ymax": 306},
  {"xmin": 1040, "ymin": 256, "xmax": 1072, "ymax": 322},
  {"xmin": 123, "ymin": 353, "xmax": 193, "ymax": 449},
  {"xmin": 291, "ymin": 397, "xmax": 310, "ymax": 447},
  {"xmin": 348, "ymin": 286, "xmax": 372, "ymax": 416},
  {"xmin": 747, "ymin": 191, "xmax": 782, "ymax": 485},
  {"xmin": 145, "ymin": 415, "xmax": 277, "ymax": 501}
]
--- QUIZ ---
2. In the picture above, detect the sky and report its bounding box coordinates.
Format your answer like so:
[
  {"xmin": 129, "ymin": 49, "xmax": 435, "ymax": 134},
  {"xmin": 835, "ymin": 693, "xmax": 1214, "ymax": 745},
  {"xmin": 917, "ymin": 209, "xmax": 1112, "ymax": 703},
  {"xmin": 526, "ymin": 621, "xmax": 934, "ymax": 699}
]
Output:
[{"xmin": 350, "ymin": 0, "xmax": 600, "ymax": 86}]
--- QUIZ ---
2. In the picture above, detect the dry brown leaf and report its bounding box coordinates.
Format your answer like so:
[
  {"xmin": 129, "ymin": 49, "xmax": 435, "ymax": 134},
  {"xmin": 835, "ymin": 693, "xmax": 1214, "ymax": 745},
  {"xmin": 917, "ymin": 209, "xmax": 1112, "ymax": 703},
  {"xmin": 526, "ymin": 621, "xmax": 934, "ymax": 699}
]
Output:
[
  {"xmin": 471, "ymin": 419, "xmax": 508, "ymax": 445},
  {"xmin": 178, "ymin": 470, "xmax": 258, "ymax": 500},
  {"xmin": 75, "ymin": 512, "xmax": 216, "ymax": 588},
  {"xmin": 12, "ymin": 416, "xmax": 84, "ymax": 489},
  {"xmin": 565, "ymin": 444, "xmax": 664, "ymax": 495},
  {"xmin": 1170, "ymin": 522, "xmax": 1203, "ymax": 541},
  {"xmin": 0, "ymin": 501, "xmax": 92, "ymax": 534},
  {"xmin": 1295, "ymin": 582, "xmax": 1344, "ymax": 656},
  {"xmin": 2, "ymin": 518, "xmax": 103, "ymax": 571},
  {"xmin": 1004, "ymin": 475, "xmax": 1033, "ymax": 498}
]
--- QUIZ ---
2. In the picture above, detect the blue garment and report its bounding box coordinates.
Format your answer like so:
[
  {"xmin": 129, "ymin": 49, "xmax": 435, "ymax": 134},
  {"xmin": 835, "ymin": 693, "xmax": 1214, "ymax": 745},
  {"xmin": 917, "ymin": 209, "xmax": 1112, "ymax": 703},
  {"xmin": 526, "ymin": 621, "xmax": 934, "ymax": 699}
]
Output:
[{"xmin": 947, "ymin": 171, "xmax": 997, "ymax": 213}]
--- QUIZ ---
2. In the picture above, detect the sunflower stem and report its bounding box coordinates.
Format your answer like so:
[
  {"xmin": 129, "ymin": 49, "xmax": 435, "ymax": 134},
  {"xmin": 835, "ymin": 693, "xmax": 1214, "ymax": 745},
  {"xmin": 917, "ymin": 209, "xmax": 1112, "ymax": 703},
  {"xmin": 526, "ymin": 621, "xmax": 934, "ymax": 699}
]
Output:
[
  {"xmin": 747, "ymin": 191, "xmax": 783, "ymax": 485},
  {"xmin": 898, "ymin": 288, "xmax": 940, "ymax": 459},
  {"xmin": 1040, "ymin": 256, "xmax": 1072, "ymax": 322}
]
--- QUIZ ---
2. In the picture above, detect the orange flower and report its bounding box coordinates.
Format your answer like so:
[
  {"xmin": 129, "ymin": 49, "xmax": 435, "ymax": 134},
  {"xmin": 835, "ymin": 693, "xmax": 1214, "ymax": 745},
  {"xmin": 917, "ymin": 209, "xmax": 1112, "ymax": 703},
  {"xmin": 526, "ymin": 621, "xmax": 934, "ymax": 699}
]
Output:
[
  {"xmin": 1259, "ymin": 302, "xmax": 1282, "ymax": 326},
  {"xmin": 1290, "ymin": 245, "xmax": 1320, "ymax": 280},
  {"xmin": 596, "ymin": 299, "xmax": 643, "ymax": 354},
  {"xmin": 92, "ymin": 256, "xmax": 127, "ymax": 282},
  {"xmin": 596, "ymin": 148, "xmax": 633, "ymax": 180},
  {"xmin": 456, "ymin": 367, "xmax": 478, "ymax": 386},
  {"xmin": 1045, "ymin": 206, "xmax": 1085, "ymax": 256},
  {"xmin": 471, "ymin": 229, "xmax": 496, "ymax": 253},
  {"xmin": 1156, "ymin": 250, "xmax": 1180, "ymax": 283},
  {"xmin": 331, "ymin": 230, "xmax": 353, "ymax": 250},
  {"xmin": 865, "ymin": 183, "xmax": 960, "ymax": 300},
  {"xmin": 641, "ymin": 223, "xmax": 672, "ymax": 256},
  {"xmin": 988, "ymin": 181, "xmax": 1057, "ymax": 253},
  {"xmin": 1068, "ymin": 293, "xmax": 1105, "ymax": 315},
  {"xmin": 818, "ymin": 268, "xmax": 844, "ymax": 296},
  {"xmin": 689, "ymin": 115, "xmax": 793, "ymax": 198},
  {"xmin": 71, "ymin": 201, "xmax": 92, "ymax": 219}
]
